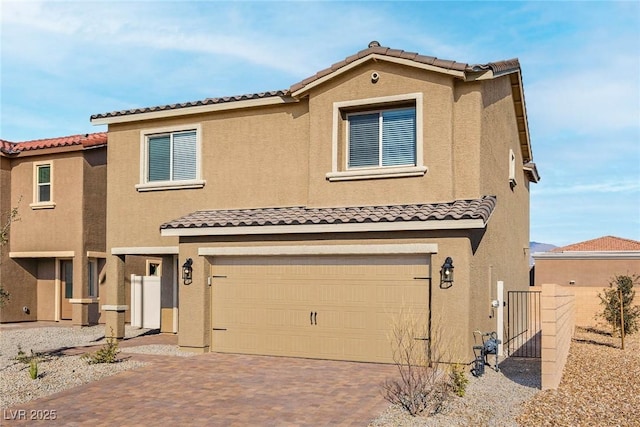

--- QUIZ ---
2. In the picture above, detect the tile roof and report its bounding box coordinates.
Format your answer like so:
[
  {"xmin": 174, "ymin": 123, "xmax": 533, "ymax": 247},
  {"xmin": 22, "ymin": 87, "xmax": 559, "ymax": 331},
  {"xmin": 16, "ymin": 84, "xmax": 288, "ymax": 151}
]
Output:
[
  {"xmin": 90, "ymin": 91, "xmax": 289, "ymax": 121},
  {"xmin": 551, "ymin": 236, "xmax": 640, "ymax": 252},
  {"xmin": 290, "ymin": 41, "xmax": 520, "ymax": 93},
  {"xmin": 91, "ymin": 41, "xmax": 521, "ymax": 121},
  {"xmin": 161, "ymin": 195, "xmax": 496, "ymax": 231},
  {"xmin": 1, "ymin": 133, "xmax": 107, "ymax": 155}
]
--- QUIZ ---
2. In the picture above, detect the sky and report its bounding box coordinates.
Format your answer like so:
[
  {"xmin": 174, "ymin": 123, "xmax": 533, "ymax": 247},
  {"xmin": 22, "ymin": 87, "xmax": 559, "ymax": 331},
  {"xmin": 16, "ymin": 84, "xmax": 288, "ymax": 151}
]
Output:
[{"xmin": 1, "ymin": 1, "xmax": 639, "ymax": 247}]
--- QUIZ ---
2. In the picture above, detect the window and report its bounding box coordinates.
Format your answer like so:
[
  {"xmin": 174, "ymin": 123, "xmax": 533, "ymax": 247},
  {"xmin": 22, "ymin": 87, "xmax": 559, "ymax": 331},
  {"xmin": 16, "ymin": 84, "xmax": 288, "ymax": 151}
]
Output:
[
  {"xmin": 88, "ymin": 260, "xmax": 98, "ymax": 298},
  {"xmin": 137, "ymin": 125, "xmax": 204, "ymax": 191},
  {"xmin": 347, "ymin": 108, "xmax": 416, "ymax": 168},
  {"xmin": 37, "ymin": 164, "xmax": 51, "ymax": 201},
  {"xmin": 31, "ymin": 162, "xmax": 55, "ymax": 209},
  {"xmin": 327, "ymin": 93, "xmax": 427, "ymax": 181}
]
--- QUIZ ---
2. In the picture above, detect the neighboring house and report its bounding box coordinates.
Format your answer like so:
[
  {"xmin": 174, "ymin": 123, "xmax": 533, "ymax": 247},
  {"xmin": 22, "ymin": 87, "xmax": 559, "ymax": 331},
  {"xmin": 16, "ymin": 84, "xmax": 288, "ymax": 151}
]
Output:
[
  {"xmin": 533, "ymin": 235, "xmax": 640, "ymax": 326},
  {"xmin": 91, "ymin": 42, "xmax": 539, "ymax": 363},
  {"xmin": 0, "ymin": 133, "xmax": 107, "ymax": 325}
]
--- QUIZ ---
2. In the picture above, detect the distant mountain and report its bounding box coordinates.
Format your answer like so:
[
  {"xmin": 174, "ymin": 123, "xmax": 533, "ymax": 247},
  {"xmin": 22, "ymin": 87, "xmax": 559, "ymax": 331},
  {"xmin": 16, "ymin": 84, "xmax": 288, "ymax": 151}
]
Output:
[{"xmin": 529, "ymin": 241, "xmax": 558, "ymax": 266}]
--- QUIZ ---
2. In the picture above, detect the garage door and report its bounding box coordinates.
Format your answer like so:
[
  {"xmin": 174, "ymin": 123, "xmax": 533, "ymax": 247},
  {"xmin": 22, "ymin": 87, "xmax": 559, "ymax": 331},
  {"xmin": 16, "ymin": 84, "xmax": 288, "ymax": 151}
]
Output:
[{"xmin": 210, "ymin": 254, "xmax": 429, "ymax": 363}]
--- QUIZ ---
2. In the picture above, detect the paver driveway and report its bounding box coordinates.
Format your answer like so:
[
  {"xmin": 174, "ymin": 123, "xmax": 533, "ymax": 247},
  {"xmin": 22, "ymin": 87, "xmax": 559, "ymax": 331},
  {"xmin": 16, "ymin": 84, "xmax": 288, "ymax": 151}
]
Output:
[{"xmin": 3, "ymin": 336, "xmax": 397, "ymax": 426}]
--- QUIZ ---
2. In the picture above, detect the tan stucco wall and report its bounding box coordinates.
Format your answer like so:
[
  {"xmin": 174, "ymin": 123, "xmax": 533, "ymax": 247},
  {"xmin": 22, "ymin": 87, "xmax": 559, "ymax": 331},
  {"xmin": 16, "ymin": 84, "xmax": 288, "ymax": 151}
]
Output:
[
  {"xmin": 1, "ymin": 156, "xmax": 39, "ymax": 322},
  {"xmin": 105, "ymin": 104, "xmax": 309, "ymax": 250},
  {"xmin": 10, "ymin": 152, "xmax": 85, "ymax": 253},
  {"xmin": 534, "ymin": 258, "xmax": 640, "ymax": 287}
]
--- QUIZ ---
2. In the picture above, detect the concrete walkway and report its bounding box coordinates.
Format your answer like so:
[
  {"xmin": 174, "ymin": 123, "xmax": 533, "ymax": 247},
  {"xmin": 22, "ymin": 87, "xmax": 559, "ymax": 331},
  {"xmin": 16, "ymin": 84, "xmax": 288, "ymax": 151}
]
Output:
[{"xmin": 3, "ymin": 331, "xmax": 397, "ymax": 426}]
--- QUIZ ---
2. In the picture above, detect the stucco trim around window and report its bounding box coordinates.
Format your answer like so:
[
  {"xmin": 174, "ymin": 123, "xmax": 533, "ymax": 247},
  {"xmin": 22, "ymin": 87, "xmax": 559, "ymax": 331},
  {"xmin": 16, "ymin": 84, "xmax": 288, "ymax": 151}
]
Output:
[
  {"xmin": 327, "ymin": 92, "xmax": 425, "ymax": 182},
  {"xmin": 136, "ymin": 124, "xmax": 205, "ymax": 192}
]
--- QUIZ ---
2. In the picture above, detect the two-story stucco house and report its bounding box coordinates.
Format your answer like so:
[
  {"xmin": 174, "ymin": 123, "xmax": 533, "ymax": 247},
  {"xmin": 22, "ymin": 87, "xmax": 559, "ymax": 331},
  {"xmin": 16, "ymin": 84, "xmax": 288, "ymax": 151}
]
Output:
[
  {"xmin": 91, "ymin": 42, "xmax": 539, "ymax": 363},
  {"xmin": 0, "ymin": 133, "xmax": 107, "ymax": 325}
]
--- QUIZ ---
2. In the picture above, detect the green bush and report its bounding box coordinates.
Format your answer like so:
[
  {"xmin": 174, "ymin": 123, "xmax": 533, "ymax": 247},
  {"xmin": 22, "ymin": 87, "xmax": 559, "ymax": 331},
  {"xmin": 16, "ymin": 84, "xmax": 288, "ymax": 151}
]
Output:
[
  {"xmin": 82, "ymin": 330, "xmax": 120, "ymax": 364},
  {"xmin": 599, "ymin": 275, "xmax": 640, "ymax": 335},
  {"xmin": 450, "ymin": 363, "xmax": 469, "ymax": 397}
]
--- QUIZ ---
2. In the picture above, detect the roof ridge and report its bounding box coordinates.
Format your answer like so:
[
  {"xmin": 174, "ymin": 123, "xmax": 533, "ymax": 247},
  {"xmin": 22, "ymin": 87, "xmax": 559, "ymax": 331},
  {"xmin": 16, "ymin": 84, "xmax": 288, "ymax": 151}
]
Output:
[{"xmin": 552, "ymin": 235, "xmax": 640, "ymax": 252}]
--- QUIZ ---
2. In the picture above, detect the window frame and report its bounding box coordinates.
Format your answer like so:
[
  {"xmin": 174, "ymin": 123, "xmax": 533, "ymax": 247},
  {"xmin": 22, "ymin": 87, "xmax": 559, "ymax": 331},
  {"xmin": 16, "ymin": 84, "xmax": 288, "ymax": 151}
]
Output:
[
  {"xmin": 136, "ymin": 124, "xmax": 205, "ymax": 192},
  {"xmin": 327, "ymin": 93, "xmax": 426, "ymax": 182},
  {"xmin": 30, "ymin": 161, "xmax": 56, "ymax": 209}
]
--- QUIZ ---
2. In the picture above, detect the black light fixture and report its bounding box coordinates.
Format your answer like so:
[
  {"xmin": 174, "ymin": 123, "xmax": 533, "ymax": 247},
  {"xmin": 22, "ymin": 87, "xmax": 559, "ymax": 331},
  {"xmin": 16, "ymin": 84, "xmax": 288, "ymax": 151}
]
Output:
[
  {"xmin": 440, "ymin": 257, "xmax": 454, "ymax": 288},
  {"xmin": 182, "ymin": 258, "xmax": 193, "ymax": 285}
]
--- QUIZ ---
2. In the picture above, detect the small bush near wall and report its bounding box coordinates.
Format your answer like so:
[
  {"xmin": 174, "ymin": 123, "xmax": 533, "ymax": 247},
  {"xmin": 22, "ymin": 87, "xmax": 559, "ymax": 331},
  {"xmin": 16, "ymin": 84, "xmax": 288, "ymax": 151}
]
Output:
[{"xmin": 598, "ymin": 275, "xmax": 640, "ymax": 336}]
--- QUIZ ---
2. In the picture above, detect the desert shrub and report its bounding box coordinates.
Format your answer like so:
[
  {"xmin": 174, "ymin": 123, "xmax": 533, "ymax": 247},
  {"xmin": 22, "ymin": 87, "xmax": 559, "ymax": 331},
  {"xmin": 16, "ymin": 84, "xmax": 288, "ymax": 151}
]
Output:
[
  {"xmin": 382, "ymin": 311, "xmax": 451, "ymax": 416},
  {"xmin": 15, "ymin": 346, "xmax": 39, "ymax": 364},
  {"xmin": 599, "ymin": 275, "xmax": 640, "ymax": 335},
  {"xmin": 450, "ymin": 363, "xmax": 469, "ymax": 397},
  {"xmin": 29, "ymin": 359, "xmax": 39, "ymax": 380},
  {"xmin": 82, "ymin": 329, "xmax": 120, "ymax": 364}
]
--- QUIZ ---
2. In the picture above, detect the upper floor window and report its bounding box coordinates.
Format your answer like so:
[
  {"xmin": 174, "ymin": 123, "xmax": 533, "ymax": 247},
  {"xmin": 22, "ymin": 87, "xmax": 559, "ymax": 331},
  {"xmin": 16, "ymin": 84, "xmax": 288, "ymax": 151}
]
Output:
[
  {"xmin": 37, "ymin": 164, "xmax": 51, "ymax": 202},
  {"xmin": 347, "ymin": 108, "xmax": 416, "ymax": 169},
  {"xmin": 136, "ymin": 124, "xmax": 205, "ymax": 192},
  {"xmin": 327, "ymin": 93, "xmax": 427, "ymax": 182},
  {"xmin": 30, "ymin": 162, "xmax": 55, "ymax": 209}
]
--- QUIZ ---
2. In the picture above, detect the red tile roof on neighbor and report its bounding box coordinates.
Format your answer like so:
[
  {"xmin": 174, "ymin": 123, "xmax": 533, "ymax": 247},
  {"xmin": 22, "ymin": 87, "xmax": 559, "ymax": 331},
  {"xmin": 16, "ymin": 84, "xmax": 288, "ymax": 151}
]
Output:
[
  {"xmin": 0, "ymin": 133, "xmax": 107, "ymax": 154},
  {"xmin": 161, "ymin": 195, "xmax": 496, "ymax": 230},
  {"xmin": 91, "ymin": 41, "xmax": 521, "ymax": 121},
  {"xmin": 551, "ymin": 236, "xmax": 640, "ymax": 252}
]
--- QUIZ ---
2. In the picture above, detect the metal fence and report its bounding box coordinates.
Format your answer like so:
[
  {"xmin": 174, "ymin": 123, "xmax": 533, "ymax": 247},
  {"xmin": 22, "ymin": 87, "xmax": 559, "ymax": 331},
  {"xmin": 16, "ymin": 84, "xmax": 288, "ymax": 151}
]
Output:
[{"xmin": 506, "ymin": 290, "xmax": 542, "ymax": 358}]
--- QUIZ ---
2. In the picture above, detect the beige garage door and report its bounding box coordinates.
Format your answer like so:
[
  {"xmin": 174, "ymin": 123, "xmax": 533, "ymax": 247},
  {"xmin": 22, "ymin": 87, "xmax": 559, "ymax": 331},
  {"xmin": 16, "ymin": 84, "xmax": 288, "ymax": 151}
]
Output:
[{"xmin": 210, "ymin": 254, "xmax": 430, "ymax": 363}]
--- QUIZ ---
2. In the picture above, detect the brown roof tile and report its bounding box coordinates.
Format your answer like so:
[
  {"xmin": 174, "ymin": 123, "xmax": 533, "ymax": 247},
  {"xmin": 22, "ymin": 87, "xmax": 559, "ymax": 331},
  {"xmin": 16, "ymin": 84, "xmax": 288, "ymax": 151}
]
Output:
[
  {"xmin": 160, "ymin": 196, "xmax": 496, "ymax": 231},
  {"xmin": 551, "ymin": 236, "xmax": 640, "ymax": 252}
]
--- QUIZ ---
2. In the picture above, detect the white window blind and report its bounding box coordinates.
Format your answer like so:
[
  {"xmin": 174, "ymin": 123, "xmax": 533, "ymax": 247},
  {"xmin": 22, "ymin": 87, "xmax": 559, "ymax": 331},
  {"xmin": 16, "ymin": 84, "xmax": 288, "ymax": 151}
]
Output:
[
  {"xmin": 348, "ymin": 107, "xmax": 416, "ymax": 169},
  {"xmin": 147, "ymin": 130, "xmax": 196, "ymax": 182}
]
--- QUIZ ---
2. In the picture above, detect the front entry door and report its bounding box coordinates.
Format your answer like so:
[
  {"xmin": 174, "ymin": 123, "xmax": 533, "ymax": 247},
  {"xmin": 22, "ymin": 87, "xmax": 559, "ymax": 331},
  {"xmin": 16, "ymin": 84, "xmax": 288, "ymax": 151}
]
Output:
[{"xmin": 60, "ymin": 260, "xmax": 73, "ymax": 320}]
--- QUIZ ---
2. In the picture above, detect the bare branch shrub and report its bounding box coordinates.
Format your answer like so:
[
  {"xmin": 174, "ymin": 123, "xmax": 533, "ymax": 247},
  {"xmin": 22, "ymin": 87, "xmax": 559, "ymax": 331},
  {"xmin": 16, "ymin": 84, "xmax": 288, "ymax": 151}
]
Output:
[
  {"xmin": 0, "ymin": 200, "xmax": 20, "ymax": 307},
  {"xmin": 382, "ymin": 310, "xmax": 452, "ymax": 416}
]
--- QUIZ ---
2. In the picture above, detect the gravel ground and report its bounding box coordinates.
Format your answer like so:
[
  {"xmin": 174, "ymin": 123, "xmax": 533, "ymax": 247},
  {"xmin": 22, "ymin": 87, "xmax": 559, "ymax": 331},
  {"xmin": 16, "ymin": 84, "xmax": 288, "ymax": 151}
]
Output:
[
  {"xmin": 370, "ymin": 357, "xmax": 540, "ymax": 426},
  {"xmin": 517, "ymin": 327, "xmax": 640, "ymax": 427},
  {"xmin": 0, "ymin": 325, "xmax": 189, "ymax": 409},
  {"xmin": 371, "ymin": 327, "xmax": 640, "ymax": 426}
]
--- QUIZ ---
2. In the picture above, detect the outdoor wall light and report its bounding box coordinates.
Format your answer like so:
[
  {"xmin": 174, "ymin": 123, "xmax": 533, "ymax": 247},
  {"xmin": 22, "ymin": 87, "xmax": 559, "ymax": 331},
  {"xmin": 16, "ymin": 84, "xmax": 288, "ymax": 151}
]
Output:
[
  {"xmin": 440, "ymin": 257, "xmax": 454, "ymax": 288},
  {"xmin": 182, "ymin": 258, "xmax": 193, "ymax": 285}
]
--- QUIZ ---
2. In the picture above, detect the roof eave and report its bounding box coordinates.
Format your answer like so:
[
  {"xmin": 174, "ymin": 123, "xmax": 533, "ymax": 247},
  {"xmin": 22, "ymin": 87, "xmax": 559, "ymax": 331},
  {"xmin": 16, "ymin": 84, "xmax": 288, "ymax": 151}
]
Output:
[
  {"xmin": 533, "ymin": 251, "xmax": 640, "ymax": 260},
  {"xmin": 524, "ymin": 162, "xmax": 540, "ymax": 183},
  {"xmin": 91, "ymin": 94, "xmax": 298, "ymax": 126},
  {"xmin": 160, "ymin": 218, "xmax": 490, "ymax": 237}
]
